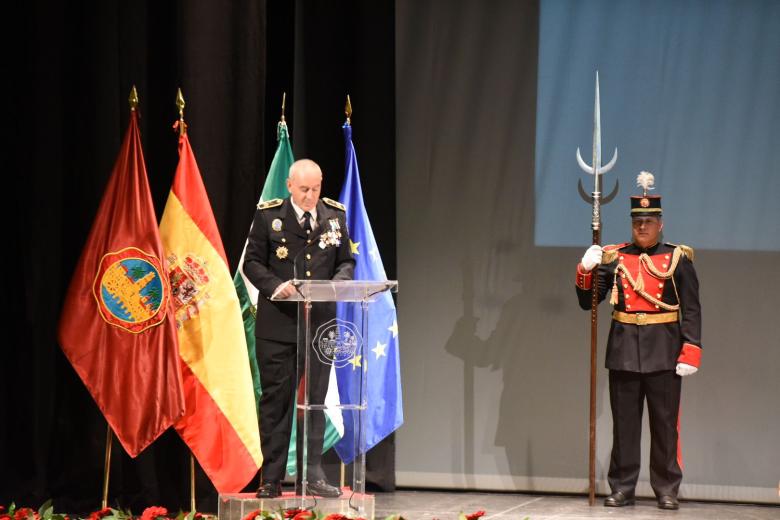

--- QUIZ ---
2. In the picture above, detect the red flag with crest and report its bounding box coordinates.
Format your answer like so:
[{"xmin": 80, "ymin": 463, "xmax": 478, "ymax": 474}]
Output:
[{"xmin": 58, "ymin": 106, "xmax": 184, "ymax": 457}]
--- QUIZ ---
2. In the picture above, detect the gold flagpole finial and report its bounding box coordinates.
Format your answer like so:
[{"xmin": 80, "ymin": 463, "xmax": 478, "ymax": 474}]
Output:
[
  {"xmin": 176, "ymin": 88, "xmax": 187, "ymax": 136},
  {"xmin": 345, "ymin": 94, "xmax": 352, "ymax": 125},
  {"xmin": 128, "ymin": 85, "xmax": 139, "ymax": 111},
  {"xmin": 281, "ymin": 92, "xmax": 287, "ymax": 123}
]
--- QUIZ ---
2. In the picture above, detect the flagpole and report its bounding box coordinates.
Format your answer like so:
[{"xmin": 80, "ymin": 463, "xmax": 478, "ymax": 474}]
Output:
[
  {"xmin": 189, "ymin": 455, "xmax": 197, "ymax": 512},
  {"xmin": 101, "ymin": 425, "xmax": 113, "ymax": 509},
  {"xmin": 279, "ymin": 91, "xmax": 287, "ymax": 141},
  {"xmin": 129, "ymin": 85, "xmax": 139, "ymax": 111},
  {"xmin": 101, "ymin": 86, "xmax": 139, "ymax": 510},
  {"xmin": 174, "ymin": 88, "xmax": 198, "ymax": 512},
  {"xmin": 340, "ymin": 94, "xmax": 352, "ymax": 489},
  {"xmin": 176, "ymin": 88, "xmax": 187, "ymax": 137}
]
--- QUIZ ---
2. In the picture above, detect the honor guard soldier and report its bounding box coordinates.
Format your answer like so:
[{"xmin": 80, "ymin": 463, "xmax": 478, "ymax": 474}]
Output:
[
  {"xmin": 243, "ymin": 159, "xmax": 355, "ymax": 498},
  {"xmin": 575, "ymin": 172, "xmax": 702, "ymax": 510}
]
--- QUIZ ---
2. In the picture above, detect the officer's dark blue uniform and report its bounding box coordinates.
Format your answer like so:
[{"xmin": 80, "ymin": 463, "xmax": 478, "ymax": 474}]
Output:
[{"xmin": 244, "ymin": 195, "xmax": 354, "ymax": 495}]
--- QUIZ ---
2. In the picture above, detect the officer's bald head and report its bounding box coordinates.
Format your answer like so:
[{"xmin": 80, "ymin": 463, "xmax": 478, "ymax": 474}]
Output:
[{"xmin": 289, "ymin": 159, "xmax": 322, "ymax": 182}]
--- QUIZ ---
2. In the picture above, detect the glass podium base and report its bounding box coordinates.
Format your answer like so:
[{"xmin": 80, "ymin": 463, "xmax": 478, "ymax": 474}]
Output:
[{"xmin": 218, "ymin": 491, "xmax": 375, "ymax": 520}]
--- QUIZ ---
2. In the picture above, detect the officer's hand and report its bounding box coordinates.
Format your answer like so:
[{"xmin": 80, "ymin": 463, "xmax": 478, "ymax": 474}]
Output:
[
  {"xmin": 580, "ymin": 245, "xmax": 603, "ymax": 272},
  {"xmin": 272, "ymin": 280, "xmax": 297, "ymax": 299},
  {"xmin": 675, "ymin": 363, "xmax": 698, "ymax": 377}
]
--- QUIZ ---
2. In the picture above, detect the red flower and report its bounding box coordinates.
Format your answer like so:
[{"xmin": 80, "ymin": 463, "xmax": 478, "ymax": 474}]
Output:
[
  {"xmin": 14, "ymin": 508, "xmax": 38, "ymax": 520},
  {"xmin": 291, "ymin": 512, "xmax": 314, "ymax": 520},
  {"xmin": 241, "ymin": 510, "xmax": 263, "ymax": 520},
  {"xmin": 87, "ymin": 508, "xmax": 113, "ymax": 520},
  {"xmin": 0, "ymin": 515, "xmax": 11, "ymax": 520},
  {"xmin": 465, "ymin": 511, "xmax": 485, "ymax": 520},
  {"xmin": 140, "ymin": 506, "xmax": 169, "ymax": 520},
  {"xmin": 322, "ymin": 515, "xmax": 348, "ymax": 520}
]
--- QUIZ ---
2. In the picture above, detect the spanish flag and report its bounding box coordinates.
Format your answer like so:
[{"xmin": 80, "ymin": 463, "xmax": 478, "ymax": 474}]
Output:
[{"xmin": 160, "ymin": 122, "xmax": 262, "ymax": 492}]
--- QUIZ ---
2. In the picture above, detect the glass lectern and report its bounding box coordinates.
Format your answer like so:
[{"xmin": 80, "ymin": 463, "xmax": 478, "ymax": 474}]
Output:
[{"xmin": 283, "ymin": 279, "xmax": 398, "ymax": 515}]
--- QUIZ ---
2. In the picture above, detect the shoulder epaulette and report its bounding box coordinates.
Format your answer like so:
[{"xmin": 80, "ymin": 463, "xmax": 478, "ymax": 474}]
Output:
[
  {"xmin": 669, "ymin": 243, "xmax": 694, "ymax": 262},
  {"xmin": 257, "ymin": 198, "xmax": 283, "ymax": 210},
  {"xmin": 322, "ymin": 197, "xmax": 346, "ymax": 211},
  {"xmin": 601, "ymin": 243, "xmax": 629, "ymax": 264}
]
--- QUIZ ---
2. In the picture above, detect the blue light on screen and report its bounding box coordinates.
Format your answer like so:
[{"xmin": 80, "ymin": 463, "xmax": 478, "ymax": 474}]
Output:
[{"xmin": 534, "ymin": 0, "xmax": 780, "ymax": 251}]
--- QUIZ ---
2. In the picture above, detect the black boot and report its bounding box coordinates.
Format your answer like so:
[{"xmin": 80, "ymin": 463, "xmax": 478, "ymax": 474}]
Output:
[
  {"xmin": 604, "ymin": 491, "xmax": 635, "ymax": 507},
  {"xmin": 305, "ymin": 479, "xmax": 342, "ymax": 498},
  {"xmin": 256, "ymin": 480, "xmax": 282, "ymax": 498},
  {"xmin": 657, "ymin": 495, "xmax": 679, "ymax": 510}
]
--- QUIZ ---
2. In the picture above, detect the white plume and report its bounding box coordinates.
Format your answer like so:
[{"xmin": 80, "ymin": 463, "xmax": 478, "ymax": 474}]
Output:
[{"xmin": 636, "ymin": 171, "xmax": 655, "ymax": 192}]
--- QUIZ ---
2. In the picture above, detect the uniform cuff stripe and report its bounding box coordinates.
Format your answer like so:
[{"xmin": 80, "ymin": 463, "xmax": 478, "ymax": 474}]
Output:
[
  {"xmin": 576, "ymin": 263, "xmax": 593, "ymax": 290},
  {"xmin": 677, "ymin": 343, "xmax": 702, "ymax": 368}
]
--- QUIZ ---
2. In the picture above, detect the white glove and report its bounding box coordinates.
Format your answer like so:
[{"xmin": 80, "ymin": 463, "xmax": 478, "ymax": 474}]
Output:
[
  {"xmin": 580, "ymin": 244, "xmax": 603, "ymax": 272},
  {"xmin": 676, "ymin": 363, "xmax": 698, "ymax": 377}
]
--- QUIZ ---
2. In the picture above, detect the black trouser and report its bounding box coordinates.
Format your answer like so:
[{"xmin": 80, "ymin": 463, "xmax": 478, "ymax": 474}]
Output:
[
  {"xmin": 255, "ymin": 336, "xmax": 330, "ymax": 482},
  {"xmin": 608, "ymin": 369, "xmax": 683, "ymax": 498}
]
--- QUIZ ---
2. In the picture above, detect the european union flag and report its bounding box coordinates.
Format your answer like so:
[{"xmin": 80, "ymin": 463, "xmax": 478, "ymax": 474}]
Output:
[{"xmin": 335, "ymin": 123, "xmax": 403, "ymax": 463}]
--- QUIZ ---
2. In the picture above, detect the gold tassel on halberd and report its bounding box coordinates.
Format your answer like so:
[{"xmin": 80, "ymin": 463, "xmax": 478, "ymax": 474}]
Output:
[{"xmin": 609, "ymin": 272, "xmax": 619, "ymax": 305}]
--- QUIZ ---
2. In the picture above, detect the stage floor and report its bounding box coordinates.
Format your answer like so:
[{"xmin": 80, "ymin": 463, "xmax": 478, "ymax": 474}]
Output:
[{"xmin": 374, "ymin": 490, "xmax": 779, "ymax": 519}]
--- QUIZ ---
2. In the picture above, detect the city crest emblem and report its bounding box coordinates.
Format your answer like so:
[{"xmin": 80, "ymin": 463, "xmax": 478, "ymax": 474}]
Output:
[
  {"xmin": 93, "ymin": 247, "xmax": 169, "ymax": 333},
  {"xmin": 167, "ymin": 252, "xmax": 213, "ymax": 329},
  {"xmin": 312, "ymin": 318, "xmax": 362, "ymax": 367}
]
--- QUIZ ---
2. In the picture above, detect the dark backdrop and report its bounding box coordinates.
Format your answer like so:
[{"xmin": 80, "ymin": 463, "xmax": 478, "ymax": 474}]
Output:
[{"xmin": 4, "ymin": 0, "xmax": 395, "ymax": 513}]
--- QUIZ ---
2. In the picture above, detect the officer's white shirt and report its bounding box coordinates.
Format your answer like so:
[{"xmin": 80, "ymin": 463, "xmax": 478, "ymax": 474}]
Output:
[
  {"xmin": 289, "ymin": 198, "xmax": 318, "ymax": 231},
  {"xmin": 272, "ymin": 198, "xmax": 319, "ymax": 299}
]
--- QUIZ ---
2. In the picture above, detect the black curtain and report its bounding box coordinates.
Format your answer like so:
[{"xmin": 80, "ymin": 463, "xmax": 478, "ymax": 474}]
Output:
[{"xmin": 4, "ymin": 0, "xmax": 395, "ymax": 514}]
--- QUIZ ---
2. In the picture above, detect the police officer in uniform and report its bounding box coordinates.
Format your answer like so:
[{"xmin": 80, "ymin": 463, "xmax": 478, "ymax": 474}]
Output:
[
  {"xmin": 244, "ymin": 159, "xmax": 355, "ymax": 498},
  {"xmin": 575, "ymin": 172, "xmax": 702, "ymax": 510}
]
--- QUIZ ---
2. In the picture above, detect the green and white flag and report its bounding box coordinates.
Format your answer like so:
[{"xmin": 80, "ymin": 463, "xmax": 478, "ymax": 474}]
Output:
[
  {"xmin": 234, "ymin": 120, "xmax": 293, "ymax": 414},
  {"xmin": 233, "ymin": 120, "xmax": 343, "ymax": 475}
]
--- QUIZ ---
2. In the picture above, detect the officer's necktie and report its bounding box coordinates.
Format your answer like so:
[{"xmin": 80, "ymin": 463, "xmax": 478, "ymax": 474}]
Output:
[{"xmin": 302, "ymin": 211, "xmax": 312, "ymax": 235}]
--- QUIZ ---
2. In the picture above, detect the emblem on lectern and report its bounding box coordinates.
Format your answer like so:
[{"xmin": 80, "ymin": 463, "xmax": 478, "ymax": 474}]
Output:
[{"xmin": 312, "ymin": 318, "xmax": 362, "ymax": 367}]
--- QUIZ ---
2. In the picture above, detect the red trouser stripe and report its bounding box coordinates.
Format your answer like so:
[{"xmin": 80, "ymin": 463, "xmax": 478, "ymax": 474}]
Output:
[{"xmin": 676, "ymin": 405, "xmax": 683, "ymax": 470}]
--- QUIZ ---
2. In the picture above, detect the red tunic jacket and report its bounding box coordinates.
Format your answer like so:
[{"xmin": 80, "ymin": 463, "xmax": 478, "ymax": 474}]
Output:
[{"xmin": 575, "ymin": 242, "xmax": 702, "ymax": 373}]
